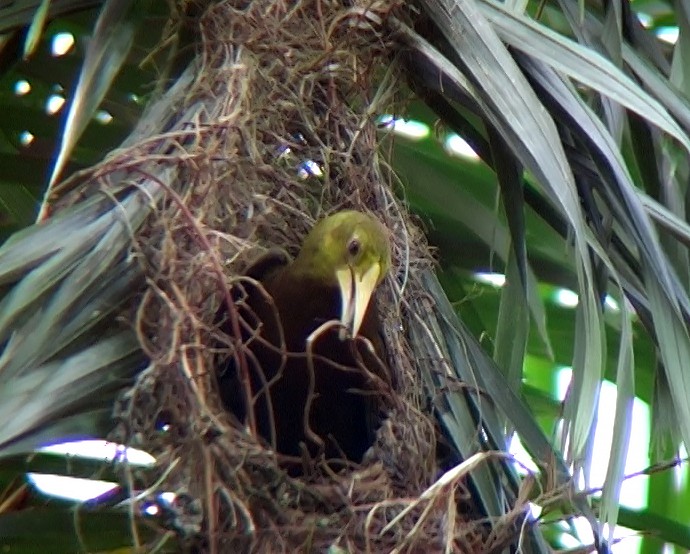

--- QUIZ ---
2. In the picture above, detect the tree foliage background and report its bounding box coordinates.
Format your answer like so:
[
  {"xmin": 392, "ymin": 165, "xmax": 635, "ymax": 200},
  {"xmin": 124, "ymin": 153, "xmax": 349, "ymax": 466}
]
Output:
[{"xmin": 2, "ymin": 0, "xmax": 690, "ymax": 552}]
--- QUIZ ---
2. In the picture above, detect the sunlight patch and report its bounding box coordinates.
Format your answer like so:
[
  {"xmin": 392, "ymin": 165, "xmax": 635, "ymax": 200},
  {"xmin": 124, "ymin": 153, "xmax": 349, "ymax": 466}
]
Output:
[
  {"xmin": 474, "ymin": 271, "xmax": 506, "ymax": 287},
  {"xmin": 379, "ymin": 115, "xmax": 430, "ymax": 139},
  {"xmin": 51, "ymin": 32, "xmax": 75, "ymax": 57},
  {"xmin": 95, "ymin": 110, "xmax": 114, "ymax": 124},
  {"xmin": 45, "ymin": 94, "xmax": 66, "ymax": 115},
  {"xmin": 445, "ymin": 133, "xmax": 479, "ymax": 159},
  {"xmin": 40, "ymin": 439, "xmax": 155, "ymax": 466},
  {"xmin": 28, "ymin": 473, "xmax": 118, "ymax": 502},
  {"xmin": 19, "ymin": 131, "xmax": 34, "ymax": 146},
  {"xmin": 14, "ymin": 80, "xmax": 31, "ymax": 96},
  {"xmin": 29, "ymin": 441, "xmax": 155, "ymax": 503},
  {"xmin": 657, "ymin": 26, "xmax": 679, "ymax": 44},
  {"xmin": 554, "ymin": 288, "xmax": 579, "ymax": 308}
]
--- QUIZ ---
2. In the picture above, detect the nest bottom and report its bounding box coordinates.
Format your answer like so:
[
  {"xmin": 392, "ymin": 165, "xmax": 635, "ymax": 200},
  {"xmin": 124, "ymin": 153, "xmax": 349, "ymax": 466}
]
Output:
[{"xmin": 112, "ymin": 361, "xmax": 493, "ymax": 553}]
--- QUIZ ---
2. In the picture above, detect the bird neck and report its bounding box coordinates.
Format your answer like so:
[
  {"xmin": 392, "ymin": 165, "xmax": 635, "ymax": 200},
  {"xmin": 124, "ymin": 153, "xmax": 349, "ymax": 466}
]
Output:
[{"xmin": 289, "ymin": 255, "xmax": 339, "ymax": 289}]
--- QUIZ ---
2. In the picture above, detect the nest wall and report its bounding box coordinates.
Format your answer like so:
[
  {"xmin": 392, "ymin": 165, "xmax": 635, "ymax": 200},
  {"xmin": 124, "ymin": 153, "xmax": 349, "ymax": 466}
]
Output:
[{"xmin": 60, "ymin": 0, "xmax": 489, "ymax": 551}]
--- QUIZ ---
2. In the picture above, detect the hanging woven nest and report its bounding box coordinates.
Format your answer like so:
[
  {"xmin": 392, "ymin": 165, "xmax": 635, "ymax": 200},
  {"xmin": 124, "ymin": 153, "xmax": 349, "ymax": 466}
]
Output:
[{"xmin": 43, "ymin": 0, "xmax": 516, "ymax": 551}]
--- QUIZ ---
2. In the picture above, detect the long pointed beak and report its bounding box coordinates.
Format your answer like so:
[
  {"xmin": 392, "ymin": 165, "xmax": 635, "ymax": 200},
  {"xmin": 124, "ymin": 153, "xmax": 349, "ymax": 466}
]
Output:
[{"xmin": 335, "ymin": 263, "xmax": 381, "ymax": 339}]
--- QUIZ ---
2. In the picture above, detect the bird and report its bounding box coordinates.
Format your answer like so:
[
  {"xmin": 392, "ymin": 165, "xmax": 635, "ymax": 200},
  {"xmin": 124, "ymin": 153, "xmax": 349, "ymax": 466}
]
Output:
[{"xmin": 216, "ymin": 210, "xmax": 392, "ymax": 471}]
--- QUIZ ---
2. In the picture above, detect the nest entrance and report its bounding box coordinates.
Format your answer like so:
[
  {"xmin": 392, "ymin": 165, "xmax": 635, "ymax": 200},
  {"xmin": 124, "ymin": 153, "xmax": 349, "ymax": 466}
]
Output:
[{"xmin": 214, "ymin": 244, "xmax": 398, "ymax": 477}]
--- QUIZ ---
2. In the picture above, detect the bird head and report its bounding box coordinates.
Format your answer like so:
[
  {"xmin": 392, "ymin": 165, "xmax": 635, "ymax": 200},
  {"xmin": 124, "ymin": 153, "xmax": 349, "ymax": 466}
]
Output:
[{"xmin": 294, "ymin": 210, "xmax": 391, "ymax": 338}]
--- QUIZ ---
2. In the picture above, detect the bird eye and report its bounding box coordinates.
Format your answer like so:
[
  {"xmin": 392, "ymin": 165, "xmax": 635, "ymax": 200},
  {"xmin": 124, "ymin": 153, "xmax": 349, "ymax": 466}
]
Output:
[{"xmin": 347, "ymin": 238, "xmax": 361, "ymax": 257}]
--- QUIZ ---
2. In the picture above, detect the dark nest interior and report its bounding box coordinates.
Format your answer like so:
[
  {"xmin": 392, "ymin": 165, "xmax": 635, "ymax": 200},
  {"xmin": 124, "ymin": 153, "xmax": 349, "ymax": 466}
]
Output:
[{"xmin": 54, "ymin": 0, "xmax": 523, "ymax": 551}]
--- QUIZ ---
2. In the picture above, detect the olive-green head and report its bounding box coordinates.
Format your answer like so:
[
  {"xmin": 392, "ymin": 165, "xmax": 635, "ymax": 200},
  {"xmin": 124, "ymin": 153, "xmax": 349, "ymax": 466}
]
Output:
[{"xmin": 294, "ymin": 210, "xmax": 391, "ymax": 337}]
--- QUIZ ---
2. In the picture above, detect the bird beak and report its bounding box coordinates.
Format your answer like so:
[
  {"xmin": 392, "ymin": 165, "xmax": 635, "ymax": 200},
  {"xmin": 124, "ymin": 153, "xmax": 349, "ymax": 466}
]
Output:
[{"xmin": 335, "ymin": 262, "xmax": 381, "ymax": 339}]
